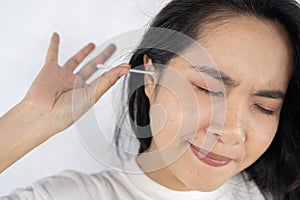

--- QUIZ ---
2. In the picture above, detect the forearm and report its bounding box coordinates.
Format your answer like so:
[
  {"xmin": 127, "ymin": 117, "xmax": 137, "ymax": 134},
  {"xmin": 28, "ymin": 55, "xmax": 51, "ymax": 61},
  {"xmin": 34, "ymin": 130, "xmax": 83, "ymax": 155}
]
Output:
[{"xmin": 0, "ymin": 102, "xmax": 53, "ymax": 173}]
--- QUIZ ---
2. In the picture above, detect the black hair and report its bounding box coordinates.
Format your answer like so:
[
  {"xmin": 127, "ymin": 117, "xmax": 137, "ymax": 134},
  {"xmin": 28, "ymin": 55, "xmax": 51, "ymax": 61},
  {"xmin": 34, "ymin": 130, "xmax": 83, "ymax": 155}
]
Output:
[{"xmin": 116, "ymin": 0, "xmax": 300, "ymax": 199}]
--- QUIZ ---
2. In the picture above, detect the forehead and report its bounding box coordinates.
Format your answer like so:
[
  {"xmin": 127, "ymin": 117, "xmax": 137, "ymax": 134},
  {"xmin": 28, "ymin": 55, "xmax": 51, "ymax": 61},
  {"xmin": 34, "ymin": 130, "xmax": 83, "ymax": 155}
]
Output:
[{"xmin": 180, "ymin": 17, "xmax": 294, "ymax": 88}]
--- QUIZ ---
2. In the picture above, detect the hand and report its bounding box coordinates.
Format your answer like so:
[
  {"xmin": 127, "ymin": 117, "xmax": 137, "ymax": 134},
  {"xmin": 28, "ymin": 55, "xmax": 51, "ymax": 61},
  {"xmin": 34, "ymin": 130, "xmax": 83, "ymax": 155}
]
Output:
[{"xmin": 20, "ymin": 33, "xmax": 129, "ymax": 135}]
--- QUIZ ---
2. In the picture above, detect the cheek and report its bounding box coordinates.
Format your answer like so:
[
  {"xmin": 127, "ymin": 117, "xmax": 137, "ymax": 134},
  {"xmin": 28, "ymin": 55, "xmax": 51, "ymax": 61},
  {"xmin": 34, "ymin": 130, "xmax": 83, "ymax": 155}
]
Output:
[
  {"xmin": 247, "ymin": 113, "xmax": 279, "ymax": 142},
  {"xmin": 149, "ymin": 87, "xmax": 182, "ymax": 147},
  {"xmin": 150, "ymin": 87, "xmax": 211, "ymax": 145},
  {"xmin": 149, "ymin": 104, "xmax": 167, "ymax": 135},
  {"xmin": 242, "ymin": 117, "xmax": 278, "ymax": 167}
]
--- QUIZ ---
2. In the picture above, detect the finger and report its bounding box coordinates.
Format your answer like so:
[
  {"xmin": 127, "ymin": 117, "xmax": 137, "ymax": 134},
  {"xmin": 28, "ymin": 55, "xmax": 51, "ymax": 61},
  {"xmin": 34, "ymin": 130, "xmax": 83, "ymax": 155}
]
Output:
[
  {"xmin": 46, "ymin": 33, "xmax": 60, "ymax": 64},
  {"xmin": 63, "ymin": 43, "xmax": 95, "ymax": 71},
  {"xmin": 88, "ymin": 64, "xmax": 129, "ymax": 102},
  {"xmin": 76, "ymin": 44, "xmax": 116, "ymax": 80}
]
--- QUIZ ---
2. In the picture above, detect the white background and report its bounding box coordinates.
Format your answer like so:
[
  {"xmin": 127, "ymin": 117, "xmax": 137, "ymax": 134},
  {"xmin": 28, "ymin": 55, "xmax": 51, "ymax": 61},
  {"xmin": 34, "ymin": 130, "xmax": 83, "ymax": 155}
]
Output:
[
  {"xmin": 1, "ymin": 0, "xmax": 299, "ymax": 196},
  {"xmin": 0, "ymin": 0, "xmax": 170, "ymax": 195}
]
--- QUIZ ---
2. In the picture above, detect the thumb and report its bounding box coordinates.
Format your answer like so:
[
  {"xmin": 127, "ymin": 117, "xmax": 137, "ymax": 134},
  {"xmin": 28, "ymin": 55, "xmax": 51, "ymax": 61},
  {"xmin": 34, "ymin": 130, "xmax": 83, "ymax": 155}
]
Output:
[{"xmin": 89, "ymin": 64, "xmax": 130, "ymax": 102}]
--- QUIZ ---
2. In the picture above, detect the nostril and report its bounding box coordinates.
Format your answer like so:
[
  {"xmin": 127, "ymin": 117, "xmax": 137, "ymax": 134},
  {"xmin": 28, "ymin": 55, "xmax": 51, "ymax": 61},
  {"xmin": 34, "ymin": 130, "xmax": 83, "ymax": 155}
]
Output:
[
  {"xmin": 200, "ymin": 131, "xmax": 224, "ymax": 151},
  {"xmin": 219, "ymin": 131, "xmax": 246, "ymax": 145},
  {"xmin": 212, "ymin": 132, "xmax": 222, "ymax": 141},
  {"xmin": 208, "ymin": 117, "xmax": 246, "ymax": 145}
]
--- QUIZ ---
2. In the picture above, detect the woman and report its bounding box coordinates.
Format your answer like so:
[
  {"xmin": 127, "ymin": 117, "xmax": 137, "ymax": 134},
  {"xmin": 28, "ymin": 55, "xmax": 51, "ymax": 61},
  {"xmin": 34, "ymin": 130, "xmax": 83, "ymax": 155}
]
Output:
[{"xmin": 0, "ymin": 0, "xmax": 299, "ymax": 199}]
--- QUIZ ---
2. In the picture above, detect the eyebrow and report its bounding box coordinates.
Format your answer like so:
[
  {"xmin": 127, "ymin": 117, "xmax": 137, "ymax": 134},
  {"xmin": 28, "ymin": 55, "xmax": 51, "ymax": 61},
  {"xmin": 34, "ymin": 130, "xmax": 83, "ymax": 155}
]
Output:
[
  {"xmin": 192, "ymin": 65, "xmax": 238, "ymax": 86},
  {"xmin": 191, "ymin": 65, "xmax": 286, "ymax": 99},
  {"xmin": 254, "ymin": 90, "xmax": 285, "ymax": 99}
]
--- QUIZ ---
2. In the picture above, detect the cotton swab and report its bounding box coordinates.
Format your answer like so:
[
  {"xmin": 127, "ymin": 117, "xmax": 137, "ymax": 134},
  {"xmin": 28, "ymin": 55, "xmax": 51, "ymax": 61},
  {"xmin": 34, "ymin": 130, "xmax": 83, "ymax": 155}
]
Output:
[{"xmin": 97, "ymin": 64, "xmax": 156, "ymax": 76}]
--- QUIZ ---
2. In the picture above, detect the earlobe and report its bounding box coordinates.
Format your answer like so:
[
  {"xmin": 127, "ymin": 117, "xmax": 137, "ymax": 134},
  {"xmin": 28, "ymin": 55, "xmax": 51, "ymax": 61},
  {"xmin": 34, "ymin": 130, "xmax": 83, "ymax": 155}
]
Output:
[{"xmin": 143, "ymin": 54, "xmax": 156, "ymax": 102}]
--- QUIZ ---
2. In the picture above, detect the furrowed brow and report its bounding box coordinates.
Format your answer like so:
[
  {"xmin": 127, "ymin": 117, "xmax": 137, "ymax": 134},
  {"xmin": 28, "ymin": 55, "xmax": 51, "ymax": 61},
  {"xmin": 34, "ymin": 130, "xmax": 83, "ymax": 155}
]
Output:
[
  {"xmin": 192, "ymin": 65, "xmax": 238, "ymax": 86},
  {"xmin": 190, "ymin": 66, "xmax": 285, "ymax": 99},
  {"xmin": 254, "ymin": 90, "xmax": 285, "ymax": 99}
]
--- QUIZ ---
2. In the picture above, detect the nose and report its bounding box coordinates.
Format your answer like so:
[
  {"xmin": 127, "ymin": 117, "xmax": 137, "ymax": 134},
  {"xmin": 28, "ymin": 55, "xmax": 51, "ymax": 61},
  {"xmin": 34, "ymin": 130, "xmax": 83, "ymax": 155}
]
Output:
[{"xmin": 209, "ymin": 104, "xmax": 246, "ymax": 146}]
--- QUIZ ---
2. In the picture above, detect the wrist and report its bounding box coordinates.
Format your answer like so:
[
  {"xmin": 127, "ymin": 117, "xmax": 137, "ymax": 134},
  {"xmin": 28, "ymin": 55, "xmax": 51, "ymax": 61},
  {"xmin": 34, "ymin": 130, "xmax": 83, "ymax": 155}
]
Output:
[
  {"xmin": 13, "ymin": 101, "xmax": 55, "ymax": 137},
  {"xmin": 0, "ymin": 101, "xmax": 54, "ymax": 172}
]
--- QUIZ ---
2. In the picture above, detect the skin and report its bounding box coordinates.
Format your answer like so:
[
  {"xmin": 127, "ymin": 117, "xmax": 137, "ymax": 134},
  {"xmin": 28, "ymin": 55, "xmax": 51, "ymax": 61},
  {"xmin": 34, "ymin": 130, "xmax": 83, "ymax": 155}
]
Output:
[
  {"xmin": 137, "ymin": 16, "xmax": 293, "ymax": 192},
  {"xmin": 0, "ymin": 15, "xmax": 293, "ymax": 195},
  {"xmin": 0, "ymin": 33, "xmax": 130, "ymax": 172}
]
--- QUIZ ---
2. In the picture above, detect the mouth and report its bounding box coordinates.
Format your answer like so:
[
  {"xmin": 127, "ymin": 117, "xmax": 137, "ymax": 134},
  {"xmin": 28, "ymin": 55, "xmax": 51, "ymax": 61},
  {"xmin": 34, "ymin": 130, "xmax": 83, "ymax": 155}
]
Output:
[{"xmin": 189, "ymin": 143, "xmax": 233, "ymax": 167}]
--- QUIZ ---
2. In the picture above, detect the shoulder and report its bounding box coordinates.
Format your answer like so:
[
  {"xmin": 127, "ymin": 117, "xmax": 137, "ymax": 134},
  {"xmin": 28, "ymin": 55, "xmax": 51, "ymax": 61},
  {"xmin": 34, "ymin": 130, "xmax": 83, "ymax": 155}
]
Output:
[{"xmin": 1, "ymin": 169, "xmax": 128, "ymax": 200}]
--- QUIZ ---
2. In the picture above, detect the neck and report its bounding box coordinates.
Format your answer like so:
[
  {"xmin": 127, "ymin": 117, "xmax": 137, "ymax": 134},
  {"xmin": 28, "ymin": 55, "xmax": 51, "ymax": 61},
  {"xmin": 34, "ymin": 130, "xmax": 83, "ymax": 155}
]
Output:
[{"xmin": 136, "ymin": 150, "xmax": 191, "ymax": 191}]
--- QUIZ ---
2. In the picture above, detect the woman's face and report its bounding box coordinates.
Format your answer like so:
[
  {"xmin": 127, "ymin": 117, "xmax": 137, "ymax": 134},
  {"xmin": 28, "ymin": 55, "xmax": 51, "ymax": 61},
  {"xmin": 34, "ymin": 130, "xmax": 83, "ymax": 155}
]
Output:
[{"xmin": 137, "ymin": 17, "xmax": 293, "ymax": 191}]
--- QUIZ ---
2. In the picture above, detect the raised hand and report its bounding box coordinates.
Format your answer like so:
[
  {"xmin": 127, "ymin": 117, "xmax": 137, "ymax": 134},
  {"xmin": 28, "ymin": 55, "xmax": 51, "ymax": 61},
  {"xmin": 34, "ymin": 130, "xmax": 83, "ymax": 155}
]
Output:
[{"xmin": 21, "ymin": 33, "xmax": 129, "ymax": 135}]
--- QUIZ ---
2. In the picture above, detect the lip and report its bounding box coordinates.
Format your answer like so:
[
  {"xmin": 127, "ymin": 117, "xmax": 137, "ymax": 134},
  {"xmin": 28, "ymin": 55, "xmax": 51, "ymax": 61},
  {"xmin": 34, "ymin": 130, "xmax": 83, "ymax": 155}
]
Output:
[{"xmin": 190, "ymin": 143, "xmax": 233, "ymax": 167}]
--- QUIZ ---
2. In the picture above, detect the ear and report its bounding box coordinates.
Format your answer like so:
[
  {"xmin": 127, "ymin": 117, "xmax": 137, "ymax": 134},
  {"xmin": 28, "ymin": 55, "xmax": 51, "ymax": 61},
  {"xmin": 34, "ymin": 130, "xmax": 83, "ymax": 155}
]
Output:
[{"xmin": 143, "ymin": 54, "xmax": 156, "ymax": 102}]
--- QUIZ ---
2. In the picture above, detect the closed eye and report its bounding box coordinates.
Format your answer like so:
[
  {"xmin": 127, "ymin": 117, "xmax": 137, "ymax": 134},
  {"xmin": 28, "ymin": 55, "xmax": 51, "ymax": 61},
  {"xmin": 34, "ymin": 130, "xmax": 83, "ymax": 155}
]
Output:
[
  {"xmin": 195, "ymin": 85, "xmax": 224, "ymax": 97},
  {"xmin": 254, "ymin": 104, "xmax": 274, "ymax": 115}
]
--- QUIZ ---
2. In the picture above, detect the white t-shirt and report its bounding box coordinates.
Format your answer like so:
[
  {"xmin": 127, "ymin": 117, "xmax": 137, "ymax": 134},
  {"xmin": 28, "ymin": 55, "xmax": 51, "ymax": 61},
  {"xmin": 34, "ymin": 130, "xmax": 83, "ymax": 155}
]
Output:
[{"xmin": 0, "ymin": 158, "xmax": 265, "ymax": 200}]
